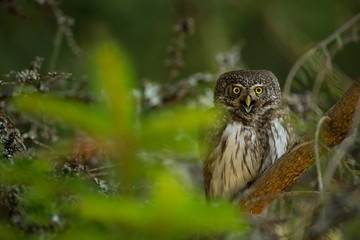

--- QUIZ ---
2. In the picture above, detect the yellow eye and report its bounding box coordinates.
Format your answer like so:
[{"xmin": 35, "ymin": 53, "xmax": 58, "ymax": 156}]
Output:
[
  {"xmin": 233, "ymin": 87, "xmax": 241, "ymax": 94},
  {"xmin": 255, "ymin": 87, "xmax": 263, "ymax": 94}
]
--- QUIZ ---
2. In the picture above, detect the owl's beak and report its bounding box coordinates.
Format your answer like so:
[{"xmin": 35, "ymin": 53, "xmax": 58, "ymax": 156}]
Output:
[{"xmin": 242, "ymin": 95, "xmax": 253, "ymax": 113}]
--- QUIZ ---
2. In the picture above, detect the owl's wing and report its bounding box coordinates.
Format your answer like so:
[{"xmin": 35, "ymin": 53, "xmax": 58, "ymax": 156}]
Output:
[
  {"xmin": 281, "ymin": 110, "xmax": 297, "ymax": 150},
  {"xmin": 199, "ymin": 107, "xmax": 228, "ymax": 197}
]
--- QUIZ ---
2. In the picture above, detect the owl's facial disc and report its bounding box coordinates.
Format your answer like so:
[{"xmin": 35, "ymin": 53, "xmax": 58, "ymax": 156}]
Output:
[{"xmin": 214, "ymin": 70, "xmax": 281, "ymax": 121}]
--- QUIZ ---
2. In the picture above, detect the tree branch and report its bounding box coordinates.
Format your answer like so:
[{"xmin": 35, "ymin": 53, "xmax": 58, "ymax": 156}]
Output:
[{"xmin": 239, "ymin": 75, "xmax": 360, "ymax": 214}]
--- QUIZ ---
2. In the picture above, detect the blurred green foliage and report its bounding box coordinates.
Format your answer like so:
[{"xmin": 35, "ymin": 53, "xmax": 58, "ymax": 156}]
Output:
[{"xmin": 3, "ymin": 37, "xmax": 245, "ymax": 239}]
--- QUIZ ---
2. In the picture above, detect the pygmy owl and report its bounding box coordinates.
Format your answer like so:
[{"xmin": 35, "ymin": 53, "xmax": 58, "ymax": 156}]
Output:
[{"xmin": 202, "ymin": 70, "xmax": 290, "ymax": 199}]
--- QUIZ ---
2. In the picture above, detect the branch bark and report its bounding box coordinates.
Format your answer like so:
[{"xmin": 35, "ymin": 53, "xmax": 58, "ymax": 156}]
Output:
[{"xmin": 239, "ymin": 75, "xmax": 360, "ymax": 214}]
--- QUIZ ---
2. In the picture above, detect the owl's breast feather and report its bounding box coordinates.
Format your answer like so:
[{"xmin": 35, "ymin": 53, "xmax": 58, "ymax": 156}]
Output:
[
  {"xmin": 207, "ymin": 118, "xmax": 289, "ymax": 199},
  {"xmin": 208, "ymin": 122, "xmax": 261, "ymax": 198}
]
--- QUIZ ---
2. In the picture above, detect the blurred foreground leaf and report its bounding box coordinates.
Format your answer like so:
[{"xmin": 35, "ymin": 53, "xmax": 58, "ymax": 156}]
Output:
[
  {"xmin": 80, "ymin": 172, "xmax": 245, "ymax": 239},
  {"xmin": 90, "ymin": 38, "xmax": 135, "ymax": 134},
  {"xmin": 13, "ymin": 94, "xmax": 111, "ymax": 137},
  {"xmin": 5, "ymin": 35, "xmax": 242, "ymax": 240},
  {"xmin": 88, "ymin": 38, "xmax": 138, "ymax": 186},
  {"xmin": 141, "ymin": 107, "xmax": 216, "ymax": 156}
]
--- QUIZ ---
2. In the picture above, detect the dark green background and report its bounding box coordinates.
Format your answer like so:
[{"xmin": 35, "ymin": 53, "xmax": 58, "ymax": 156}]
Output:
[{"xmin": 1, "ymin": 0, "xmax": 359, "ymax": 85}]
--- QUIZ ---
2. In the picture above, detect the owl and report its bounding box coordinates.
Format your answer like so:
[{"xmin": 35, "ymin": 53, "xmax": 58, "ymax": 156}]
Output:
[{"xmin": 202, "ymin": 70, "xmax": 291, "ymax": 199}]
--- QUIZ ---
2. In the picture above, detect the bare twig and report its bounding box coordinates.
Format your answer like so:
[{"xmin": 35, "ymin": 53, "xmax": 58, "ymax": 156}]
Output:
[
  {"xmin": 283, "ymin": 12, "xmax": 360, "ymax": 102},
  {"xmin": 0, "ymin": 56, "xmax": 71, "ymax": 91},
  {"xmin": 0, "ymin": 0, "xmax": 27, "ymax": 18},
  {"xmin": 49, "ymin": 26, "xmax": 64, "ymax": 72},
  {"xmin": 84, "ymin": 172, "xmax": 109, "ymax": 179},
  {"xmin": 309, "ymin": 48, "xmax": 333, "ymax": 112},
  {"xmin": 329, "ymin": 30, "xmax": 360, "ymax": 57},
  {"xmin": 88, "ymin": 163, "xmax": 122, "ymax": 173},
  {"xmin": 323, "ymin": 96, "xmax": 360, "ymax": 190},
  {"xmin": 314, "ymin": 116, "xmax": 329, "ymax": 197},
  {"xmin": 341, "ymin": 159, "xmax": 359, "ymax": 178},
  {"xmin": 166, "ymin": 17, "xmax": 194, "ymax": 82},
  {"xmin": 142, "ymin": 72, "xmax": 213, "ymax": 109}
]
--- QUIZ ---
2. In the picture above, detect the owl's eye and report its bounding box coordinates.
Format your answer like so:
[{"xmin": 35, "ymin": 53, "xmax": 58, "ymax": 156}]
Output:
[
  {"xmin": 255, "ymin": 87, "xmax": 263, "ymax": 94},
  {"xmin": 233, "ymin": 87, "xmax": 241, "ymax": 94}
]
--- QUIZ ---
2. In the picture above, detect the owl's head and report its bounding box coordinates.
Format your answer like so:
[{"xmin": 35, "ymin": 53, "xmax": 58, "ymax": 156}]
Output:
[{"xmin": 214, "ymin": 70, "xmax": 281, "ymax": 120}]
